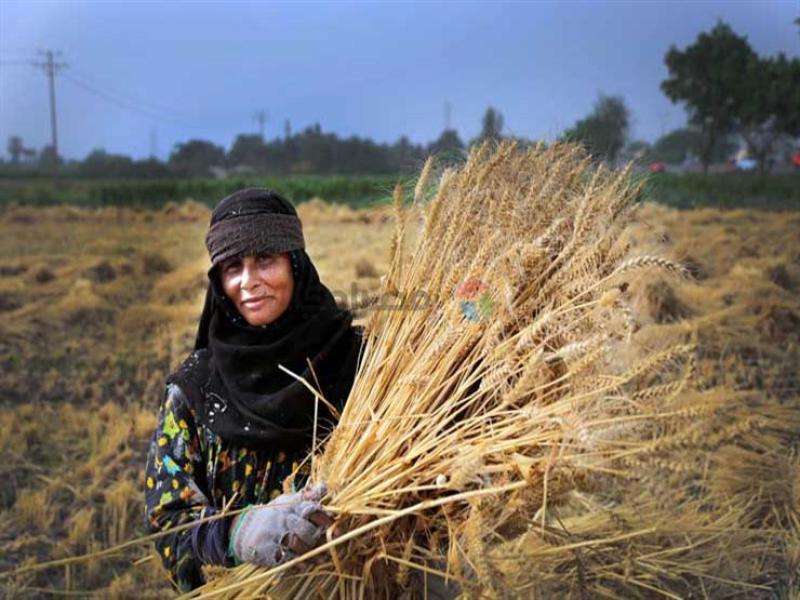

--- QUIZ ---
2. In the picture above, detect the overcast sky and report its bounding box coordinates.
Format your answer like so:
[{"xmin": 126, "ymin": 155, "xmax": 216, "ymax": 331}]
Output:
[{"xmin": 0, "ymin": 0, "xmax": 797, "ymax": 161}]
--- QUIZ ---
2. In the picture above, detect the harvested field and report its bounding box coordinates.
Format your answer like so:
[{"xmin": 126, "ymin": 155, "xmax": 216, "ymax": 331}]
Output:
[{"xmin": 0, "ymin": 160, "xmax": 798, "ymax": 597}]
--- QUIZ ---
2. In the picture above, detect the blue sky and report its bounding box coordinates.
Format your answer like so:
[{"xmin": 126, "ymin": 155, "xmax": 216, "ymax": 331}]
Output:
[{"xmin": 1, "ymin": 0, "xmax": 797, "ymax": 161}]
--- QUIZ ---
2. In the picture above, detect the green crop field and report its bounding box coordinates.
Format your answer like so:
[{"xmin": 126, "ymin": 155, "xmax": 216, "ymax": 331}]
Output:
[
  {"xmin": 0, "ymin": 175, "xmax": 410, "ymax": 209},
  {"xmin": 1, "ymin": 172, "xmax": 799, "ymax": 210}
]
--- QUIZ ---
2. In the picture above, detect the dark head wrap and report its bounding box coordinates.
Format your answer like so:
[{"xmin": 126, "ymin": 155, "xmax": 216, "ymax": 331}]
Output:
[
  {"xmin": 168, "ymin": 188, "xmax": 362, "ymax": 450},
  {"xmin": 204, "ymin": 189, "xmax": 305, "ymax": 268}
]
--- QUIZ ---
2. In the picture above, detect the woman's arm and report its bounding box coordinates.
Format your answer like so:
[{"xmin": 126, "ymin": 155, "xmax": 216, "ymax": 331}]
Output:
[{"xmin": 144, "ymin": 383, "xmax": 232, "ymax": 592}]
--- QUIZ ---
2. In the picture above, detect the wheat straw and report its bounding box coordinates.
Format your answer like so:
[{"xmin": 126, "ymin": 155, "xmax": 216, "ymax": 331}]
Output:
[{"xmin": 181, "ymin": 142, "xmax": 798, "ymax": 598}]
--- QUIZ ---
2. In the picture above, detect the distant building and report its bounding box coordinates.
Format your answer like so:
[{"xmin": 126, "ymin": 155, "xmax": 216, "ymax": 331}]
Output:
[{"xmin": 209, "ymin": 165, "xmax": 256, "ymax": 179}]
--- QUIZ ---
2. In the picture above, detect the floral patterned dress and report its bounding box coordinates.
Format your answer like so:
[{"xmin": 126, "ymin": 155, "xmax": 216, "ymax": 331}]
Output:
[{"xmin": 144, "ymin": 383, "xmax": 310, "ymax": 592}]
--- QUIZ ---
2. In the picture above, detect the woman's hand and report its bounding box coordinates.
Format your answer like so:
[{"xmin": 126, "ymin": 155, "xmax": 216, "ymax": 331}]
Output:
[{"xmin": 228, "ymin": 483, "xmax": 331, "ymax": 567}]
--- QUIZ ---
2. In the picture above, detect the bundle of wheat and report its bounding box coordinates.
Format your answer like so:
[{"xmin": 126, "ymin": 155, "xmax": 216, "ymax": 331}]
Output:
[{"xmin": 193, "ymin": 142, "xmax": 795, "ymax": 599}]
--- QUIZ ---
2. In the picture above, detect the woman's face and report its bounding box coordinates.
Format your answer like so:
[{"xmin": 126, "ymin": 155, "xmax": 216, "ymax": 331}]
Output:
[{"xmin": 219, "ymin": 252, "xmax": 294, "ymax": 326}]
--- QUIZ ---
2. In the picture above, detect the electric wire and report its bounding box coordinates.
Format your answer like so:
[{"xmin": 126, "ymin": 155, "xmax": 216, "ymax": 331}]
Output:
[
  {"xmin": 61, "ymin": 71, "xmax": 190, "ymax": 125},
  {"xmin": 67, "ymin": 66, "xmax": 185, "ymax": 116},
  {"xmin": 1, "ymin": 52, "xmax": 192, "ymax": 124},
  {"xmin": 0, "ymin": 60, "xmax": 36, "ymax": 67}
]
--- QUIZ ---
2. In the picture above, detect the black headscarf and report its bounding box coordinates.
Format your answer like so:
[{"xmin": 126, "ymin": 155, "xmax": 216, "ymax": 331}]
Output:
[{"xmin": 167, "ymin": 189, "xmax": 362, "ymax": 450}]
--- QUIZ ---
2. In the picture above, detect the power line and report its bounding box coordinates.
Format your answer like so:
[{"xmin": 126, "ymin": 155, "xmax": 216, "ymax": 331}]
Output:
[
  {"xmin": 0, "ymin": 46, "xmax": 39, "ymax": 54},
  {"xmin": 67, "ymin": 65, "xmax": 186, "ymax": 116},
  {"xmin": 3, "ymin": 52, "xmax": 197, "ymax": 159},
  {"xmin": 62, "ymin": 71, "xmax": 189, "ymax": 124},
  {"xmin": 3, "ymin": 48, "xmax": 186, "ymax": 118},
  {"xmin": 62, "ymin": 72, "xmax": 162, "ymax": 119},
  {"xmin": 2, "ymin": 54, "xmax": 192, "ymax": 123}
]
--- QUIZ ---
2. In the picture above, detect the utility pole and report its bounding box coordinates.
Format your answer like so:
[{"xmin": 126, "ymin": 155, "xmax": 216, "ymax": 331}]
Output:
[
  {"xmin": 33, "ymin": 50, "xmax": 67, "ymax": 167},
  {"xmin": 253, "ymin": 110, "xmax": 268, "ymax": 142},
  {"xmin": 444, "ymin": 101, "xmax": 452, "ymax": 132},
  {"xmin": 149, "ymin": 127, "xmax": 158, "ymax": 159}
]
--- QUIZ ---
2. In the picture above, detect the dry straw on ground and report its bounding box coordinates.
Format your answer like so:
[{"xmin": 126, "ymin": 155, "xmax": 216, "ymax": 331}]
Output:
[{"xmin": 191, "ymin": 142, "xmax": 799, "ymax": 598}]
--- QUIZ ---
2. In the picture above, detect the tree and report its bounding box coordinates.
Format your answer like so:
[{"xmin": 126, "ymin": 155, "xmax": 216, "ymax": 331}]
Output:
[
  {"xmin": 77, "ymin": 149, "xmax": 171, "ymax": 178},
  {"xmin": 736, "ymin": 53, "xmax": 800, "ymax": 174},
  {"xmin": 475, "ymin": 107, "xmax": 504, "ymax": 144},
  {"xmin": 7, "ymin": 136, "xmax": 24, "ymax": 164},
  {"xmin": 650, "ymin": 127, "xmax": 733, "ymax": 165},
  {"xmin": 228, "ymin": 134, "xmax": 270, "ymax": 170},
  {"xmin": 79, "ymin": 149, "xmax": 133, "ymax": 178},
  {"xmin": 620, "ymin": 140, "xmax": 652, "ymax": 164},
  {"xmin": 652, "ymin": 128, "xmax": 703, "ymax": 164},
  {"xmin": 661, "ymin": 21, "xmax": 755, "ymax": 173},
  {"xmin": 563, "ymin": 94, "xmax": 630, "ymax": 163},
  {"xmin": 38, "ymin": 145, "xmax": 62, "ymax": 169},
  {"xmin": 428, "ymin": 129, "xmax": 465, "ymax": 159},
  {"xmin": 389, "ymin": 136, "xmax": 425, "ymax": 172},
  {"xmin": 651, "ymin": 127, "xmax": 736, "ymax": 164},
  {"xmin": 129, "ymin": 158, "xmax": 172, "ymax": 178},
  {"xmin": 168, "ymin": 139, "xmax": 225, "ymax": 177}
]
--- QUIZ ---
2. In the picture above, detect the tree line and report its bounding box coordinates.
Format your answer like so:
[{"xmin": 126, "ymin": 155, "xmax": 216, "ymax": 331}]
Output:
[
  {"xmin": 2, "ymin": 111, "xmax": 501, "ymax": 179},
  {"xmin": 563, "ymin": 20, "xmax": 799, "ymax": 174},
  {"xmin": 3, "ymin": 20, "xmax": 798, "ymax": 178}
]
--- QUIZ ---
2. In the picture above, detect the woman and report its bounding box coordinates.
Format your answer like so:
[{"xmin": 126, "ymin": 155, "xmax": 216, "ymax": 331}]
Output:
[{"xmin": 144, "ymin": 188, "xmax": 363, "ymax": 593}]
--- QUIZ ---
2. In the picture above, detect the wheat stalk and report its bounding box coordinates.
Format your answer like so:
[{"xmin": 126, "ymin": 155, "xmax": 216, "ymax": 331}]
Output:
[{"xmin": 191, "ymin": 142, "xmax": 796, "ymax": 599}]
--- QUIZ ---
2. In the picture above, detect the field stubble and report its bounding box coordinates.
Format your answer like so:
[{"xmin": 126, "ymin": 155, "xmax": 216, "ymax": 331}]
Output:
[{"xmin": 0, "ymin": 189, "xmax": 798, "ymax": 596}]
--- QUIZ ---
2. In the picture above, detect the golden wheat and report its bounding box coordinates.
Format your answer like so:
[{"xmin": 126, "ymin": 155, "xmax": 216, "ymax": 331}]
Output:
[{"xmin": 191, "ymin": 142, "xmax": 798, "ymax": 599}]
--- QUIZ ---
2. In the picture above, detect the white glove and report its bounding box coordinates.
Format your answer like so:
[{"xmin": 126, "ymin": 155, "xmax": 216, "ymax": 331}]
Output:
[{"xmin": 228, "ymin": 483, "xmax": 330, "ymax": 567}]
